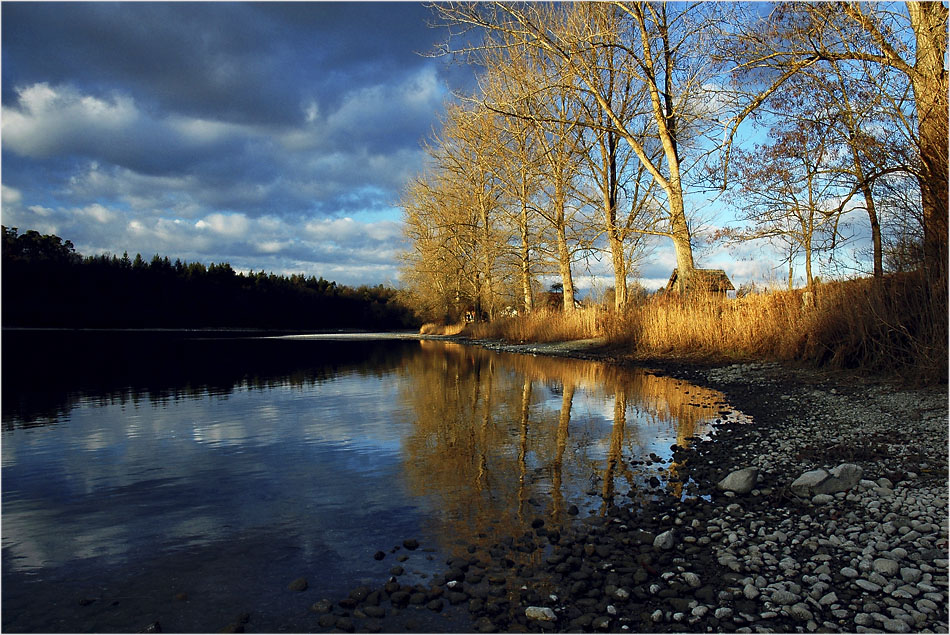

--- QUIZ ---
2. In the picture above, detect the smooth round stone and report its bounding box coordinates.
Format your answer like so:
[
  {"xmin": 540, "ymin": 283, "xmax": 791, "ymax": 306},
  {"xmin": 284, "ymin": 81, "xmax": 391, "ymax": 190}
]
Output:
[{"xmin": 873, "ymin": 559, "xmax": 900, "ymax": 577}]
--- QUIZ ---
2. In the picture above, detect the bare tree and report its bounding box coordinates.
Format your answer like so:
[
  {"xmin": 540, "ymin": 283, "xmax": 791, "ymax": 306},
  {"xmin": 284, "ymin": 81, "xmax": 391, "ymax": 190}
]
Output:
[
  {"xmin": 430, "ymin": 1, "xmax": 734, "ymax": 291},
  {"xmin": 724, "ymin": 2, "xmax": 948, "ymax": 283}
]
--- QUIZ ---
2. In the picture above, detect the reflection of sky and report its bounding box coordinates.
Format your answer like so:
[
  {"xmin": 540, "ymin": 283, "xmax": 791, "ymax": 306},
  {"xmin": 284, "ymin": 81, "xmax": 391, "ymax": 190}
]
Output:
[
  {"xmin": 2, "ymin": 340, "xmax": 733, "ymax": 632},
  {"xmin": 2, "ymin": 371, "xmax": 415, "ymax": 575}
]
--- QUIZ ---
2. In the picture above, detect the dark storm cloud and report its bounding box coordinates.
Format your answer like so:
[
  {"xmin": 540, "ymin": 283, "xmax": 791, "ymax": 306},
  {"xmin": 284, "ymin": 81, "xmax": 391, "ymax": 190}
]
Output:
[{"xmin": 1, "ymin": 2, "xmax": 448, "ymax": 125}]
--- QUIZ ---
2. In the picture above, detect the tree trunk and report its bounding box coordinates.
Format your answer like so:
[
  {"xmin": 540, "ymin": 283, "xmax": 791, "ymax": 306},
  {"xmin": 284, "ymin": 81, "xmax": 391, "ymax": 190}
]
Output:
[
  {"xmin": 669, "ymin": 191, "xmax": 695, "ymax": 292},
  {"xmin": 907, "ymin": 1, "xmax": 949, "ymax": 284},
  {"xmin": 556, "ymin": 222, "xmax": 576, "ymax": 312},
  {"xmin": 609, "ymin": 227, "xmax": 628, "ymax": 310},
  {"xmin": 520, "ymin": 194, "xmax": 534, "ymax": 313},
  {"xmin": 554, "ymin": 183, "xmax": 576, "ymax": 312}
]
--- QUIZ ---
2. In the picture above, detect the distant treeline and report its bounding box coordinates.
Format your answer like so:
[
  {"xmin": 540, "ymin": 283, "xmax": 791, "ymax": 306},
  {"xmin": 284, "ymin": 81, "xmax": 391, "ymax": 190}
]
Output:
[{"xmin": 2, "ymin": 226, "xmax": 418, "ymax": 330}]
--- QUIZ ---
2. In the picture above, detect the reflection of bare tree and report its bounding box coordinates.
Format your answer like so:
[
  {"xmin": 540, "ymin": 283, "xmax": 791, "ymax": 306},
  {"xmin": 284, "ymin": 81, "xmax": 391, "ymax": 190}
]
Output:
[
  {"xmin": 399, "ymin": 341, "xmax": 727, "ymax": 553},
  {"xmin": 517, "ymin": 377, "xmax": 532, "ymax": 525},
  {"xmin": 550, "ymin": 382, "xmax": 574, "ymax": 525}
]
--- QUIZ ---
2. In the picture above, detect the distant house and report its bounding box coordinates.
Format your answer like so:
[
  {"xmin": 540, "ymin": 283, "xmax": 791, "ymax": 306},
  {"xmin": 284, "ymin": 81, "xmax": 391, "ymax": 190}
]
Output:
[{"xmin": 666, "ymin": 268, "xmax": 735, "ymax": 295}]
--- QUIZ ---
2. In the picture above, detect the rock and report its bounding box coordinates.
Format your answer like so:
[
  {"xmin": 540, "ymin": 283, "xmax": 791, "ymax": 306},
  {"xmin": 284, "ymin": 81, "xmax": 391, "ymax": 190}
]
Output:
[
  {"xmin": 287, "ymin": 577, "xmax": 308, "ymax": 592},
  {"xmin": 841, "ymin": 567, "xmax": 859, "ymax": 578},
  {"xmin": 682, "ymin": 572, "xmax": 701, "ymax": 588},
  {"xmin": 718, "ymin": 467, "xmax": 760, "ymax": 494},
  {"xmin": 715, "ymin": 607, "xmax": 734, "ymax": 620},
  {"xmin": 900, "ymin": 568, "xmax": 922, "ymax": 584},
  {"xmin": 855, "ymin": 579, "xmax": 882, "ymax": 592},
  {"xmin": 654, "ymin": 529, "xmax": 676, "ymax": 550},
  {"xmin": 373, "ymin": 550, "xmax": 386, "ymax": 560},
  {"xmin": 403, "ymin": 539, "xmax": 420, "ymax": 550},
  {"xmin": 771, "ymin": 590, "xmax": 799, "ymax": 605},
  {"xmin": 812, "ymin": 494, "xmax": 834, "ymax": 505},
  {"xmin": 873, "ymin": 558, "xmax": 900, "ymax": 577},
  {"xmin": 310, "ymin": 599, "xmax": 333, "ymax": 614},
  {"xmin": 819, "ymin": 592, "xmax": 838, "ymax": 606},
  {"xmin": 790, "ymin": 469, "xmax": 830, "ymax": 497},
  {"xmin": 788, "ymin": 603, "xmax": 813, "ymax": 621},
  {"xmin": 881, "ymin": 617, "xmax": 911, "ymax": 633},
  {"xmin": 790, "ymin": 463, "xmax": 863, "ymax": 497},
  {"xmin": 525, "ymin": 606, "xmax": 556, "ymax": 622}
]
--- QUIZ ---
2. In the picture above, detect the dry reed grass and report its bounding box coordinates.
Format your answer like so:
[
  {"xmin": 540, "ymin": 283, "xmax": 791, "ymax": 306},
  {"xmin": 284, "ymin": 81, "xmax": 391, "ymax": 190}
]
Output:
[
  {"xmin": 418, "ymin": 322, "xmax": 469, "ymax": 336},
  {"xmin": 445, "ymin": 272, "xmax": 947, "ymax": 384},
  {"xmin": 465, "ymin": 307, "xmax": 605, "ymax": 343}
]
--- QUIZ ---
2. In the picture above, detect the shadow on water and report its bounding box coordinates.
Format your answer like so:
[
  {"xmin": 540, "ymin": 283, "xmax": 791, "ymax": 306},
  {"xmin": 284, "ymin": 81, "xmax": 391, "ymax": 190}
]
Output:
[
  {"xmin": 1, "ymin": 331, "xmax": 733, "ymax": 633},
  {"xmin": 2, "ymin": 329, "xmax": 416, "ymax": 429}
]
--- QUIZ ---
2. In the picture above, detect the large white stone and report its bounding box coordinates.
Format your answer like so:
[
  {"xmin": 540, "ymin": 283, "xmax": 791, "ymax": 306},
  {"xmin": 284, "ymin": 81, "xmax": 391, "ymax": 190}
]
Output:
[{"xmin": 718, "ymin": 467, "xmax": 760, "ymax": 494}]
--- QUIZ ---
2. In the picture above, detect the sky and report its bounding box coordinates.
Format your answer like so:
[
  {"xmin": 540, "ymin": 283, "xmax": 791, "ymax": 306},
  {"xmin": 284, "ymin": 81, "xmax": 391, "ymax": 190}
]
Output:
[
  {"xmin": 1, "ymin": 1, "xmax": 477, "ymax": 287},
  {"xmin": 0, "ymin": 2, "xmax": 871, "ymax": 293}
]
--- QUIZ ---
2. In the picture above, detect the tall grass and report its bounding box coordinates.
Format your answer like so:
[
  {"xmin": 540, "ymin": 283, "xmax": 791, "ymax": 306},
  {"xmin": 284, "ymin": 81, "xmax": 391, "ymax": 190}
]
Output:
[
  {"xmin": 428, "ymin": 272, "xmax": 947, "ymax": 384},
  {"xmin": 466, "ymin": 307, "xmax": 604, "ymax": 343}
]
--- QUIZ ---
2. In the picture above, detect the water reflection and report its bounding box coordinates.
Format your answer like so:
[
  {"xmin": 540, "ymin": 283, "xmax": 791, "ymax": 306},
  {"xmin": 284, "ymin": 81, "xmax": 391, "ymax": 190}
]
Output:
[
  {"xmin": 2, "ymin": 332, "xmax": 731, "ymax": 633},
  {"xmin": 399, "ymin": 341, "xmax": 727, "ymax": 556}
]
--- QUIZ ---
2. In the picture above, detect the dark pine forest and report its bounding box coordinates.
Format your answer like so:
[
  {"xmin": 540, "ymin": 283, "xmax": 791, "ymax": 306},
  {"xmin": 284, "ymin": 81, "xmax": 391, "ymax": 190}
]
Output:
[{"xmin": 2, "ymin": 226, "xmax": 418, "ymax": 331}]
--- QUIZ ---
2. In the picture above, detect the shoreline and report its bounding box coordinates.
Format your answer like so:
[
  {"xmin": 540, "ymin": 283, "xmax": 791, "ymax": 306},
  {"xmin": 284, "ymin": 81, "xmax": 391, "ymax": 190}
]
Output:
[{"xmin": 302, "ymin": 337, "xmax": 949, "ymax": 633}]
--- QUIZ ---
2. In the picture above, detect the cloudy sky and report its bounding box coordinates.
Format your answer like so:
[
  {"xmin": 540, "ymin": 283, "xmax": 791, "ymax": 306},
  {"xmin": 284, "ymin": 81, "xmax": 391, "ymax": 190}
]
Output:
[
  {"xmin": 1, "ymin": 2, "xmax": 482, "ymax": 287},
  {"xmin": 2, "ymin": 2, "xmax": 864, "ymax": 292}
]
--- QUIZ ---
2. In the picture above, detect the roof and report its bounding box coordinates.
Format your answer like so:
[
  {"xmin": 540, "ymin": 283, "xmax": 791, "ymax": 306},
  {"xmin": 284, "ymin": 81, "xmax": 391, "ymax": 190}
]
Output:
[{"xmin": 666, "ymin": 268, "xmax": 735, "ymax": 293}]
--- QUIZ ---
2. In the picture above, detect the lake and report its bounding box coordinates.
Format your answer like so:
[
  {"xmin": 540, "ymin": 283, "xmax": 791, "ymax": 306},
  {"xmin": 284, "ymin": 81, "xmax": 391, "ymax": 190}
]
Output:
[{"xmin": 2, "ymin": 330, "xmax": 734, "ymax": 632}]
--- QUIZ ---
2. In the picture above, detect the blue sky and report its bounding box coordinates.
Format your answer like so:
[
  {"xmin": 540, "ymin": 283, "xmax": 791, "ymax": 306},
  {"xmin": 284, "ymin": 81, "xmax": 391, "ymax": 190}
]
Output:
[{"xmin": 1, "ymin": 2, "xmax": 873, "ymax": 292}]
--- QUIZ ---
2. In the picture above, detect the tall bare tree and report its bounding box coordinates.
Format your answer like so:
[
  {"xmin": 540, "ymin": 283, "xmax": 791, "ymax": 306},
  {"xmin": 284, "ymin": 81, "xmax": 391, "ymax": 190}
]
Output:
[{"xmin": 431, "ymin": 2, "xmax": 733, "ymax": 290}]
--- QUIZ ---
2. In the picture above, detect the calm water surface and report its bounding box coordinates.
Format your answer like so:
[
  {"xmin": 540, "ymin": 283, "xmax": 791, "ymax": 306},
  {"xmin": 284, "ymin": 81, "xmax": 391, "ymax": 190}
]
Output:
[{"xmin": 2, "ymin": 331, "xmax": 735, "ymax": 632}]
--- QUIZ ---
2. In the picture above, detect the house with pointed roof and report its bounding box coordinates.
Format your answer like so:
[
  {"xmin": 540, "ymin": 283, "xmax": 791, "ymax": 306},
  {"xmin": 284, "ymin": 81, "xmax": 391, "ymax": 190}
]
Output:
[{"xmin": 666, "ymin": 268, "xmax": 735, "ymax": 295}]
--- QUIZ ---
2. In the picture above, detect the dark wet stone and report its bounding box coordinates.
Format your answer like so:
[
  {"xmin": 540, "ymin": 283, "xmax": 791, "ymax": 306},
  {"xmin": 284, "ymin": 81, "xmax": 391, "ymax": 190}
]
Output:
[
  {"xmin": 390, "ymin": 591, "xmax": 410, "ymax": 607},
  {"xmin": 362, "ymin": 606, "xmax": 386, "ymax": 619},
  {"xmin": 335, "ymin": 616, "xmax": 355, "ymax": 632},
  {"xmin": 447, "ymin": 591, "xmax": 468, "ymax": 605},
  {"xmin": 348, "ymin": 586, "xmax": 371, "ymax": 603},
  {"xmin": 396, "ymin": 554, "xmax": 409, "ymax": 562},
  {"xmin": 403, "ymin": 539, "xmax": 420, "ymax": 550},
  {"xmin": 531, "ymin": 517, "xmax": 545, "ymax": 529},
  {"xmin": 287, "ymin": 577, "xmax": 308, "ymax": 592},
  {"xmin": 364, "ymin": 619, "xmax": 383, "ymax": 633},
  {"xmin": 568, "ymin": 505, "xmax": 579, "ymax": 515},
  {"xmin": 409, "ymin": 592, "xmax": 427, "ymax": 605},
  {"xmin": 140, "ymin": 623, "xmax": 162, "ymax": 633},
  {"xmin": 469, "ymin": 598, "xmax": 485, "ymax": 613},
  {"xmin": 78, "ymin": 598, "xmax": 95, "ymax": 606},
  {"xmin": 384, "ymin": 581, "xmax": 400, "ymax": 594},
  {"xmin": 317, "ymin": 614, "xmax": 336, "ymax": 628},
  {"xmin": 310, "ymin": 599, "xmax": 333, "ymax": 614},
  {"xmin": 475, "ymin": 616, "xmax": 496, "ymax": 633},
  {"xmin": 427, "ymin": 599, "xmax": 444, "ymax": 612},
  {"xmin": 217, "ymin": 623, "xmax": 241, "ymax": 634},
  {"xmin": 373, "ymin": 550, "xmax": 386, "ymax": 561},
  {"xmin": 389, "ymin": 565, "xmax": 404, "ymax": 576},
  {"xmin": 338, "ymin": 598, "xmax": 357, "ymax": 610}
]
